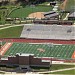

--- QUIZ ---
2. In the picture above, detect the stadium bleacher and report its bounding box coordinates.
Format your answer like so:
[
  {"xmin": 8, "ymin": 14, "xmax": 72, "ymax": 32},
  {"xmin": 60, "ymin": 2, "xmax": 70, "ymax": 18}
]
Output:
[
  {"xmin": 20, "ymin": 25, "xmax": 75, "ymax": 40},
  {"xmin": 4, "ymin": 42, "xmax": 75, "ymax": 59}
]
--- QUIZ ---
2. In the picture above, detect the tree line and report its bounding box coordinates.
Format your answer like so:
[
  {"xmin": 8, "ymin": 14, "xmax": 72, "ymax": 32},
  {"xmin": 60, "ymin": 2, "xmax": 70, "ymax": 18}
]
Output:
[{"xmin": 0, "ymin": 0, "xmax": 53, "ymax": 6}]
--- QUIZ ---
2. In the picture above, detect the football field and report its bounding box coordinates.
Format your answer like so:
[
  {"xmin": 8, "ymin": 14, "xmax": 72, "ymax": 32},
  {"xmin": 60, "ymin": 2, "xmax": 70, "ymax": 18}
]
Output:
[{"xmin": 4, "ymin": 42, "xmax": 75, "ymax": 59}]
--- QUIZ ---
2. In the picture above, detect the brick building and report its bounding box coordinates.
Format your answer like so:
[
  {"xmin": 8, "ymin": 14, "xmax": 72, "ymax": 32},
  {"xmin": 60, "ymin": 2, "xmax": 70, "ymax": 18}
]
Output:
[{"xmin": 0, "ymin": 53, "xmax": 50, "ymax": 69}]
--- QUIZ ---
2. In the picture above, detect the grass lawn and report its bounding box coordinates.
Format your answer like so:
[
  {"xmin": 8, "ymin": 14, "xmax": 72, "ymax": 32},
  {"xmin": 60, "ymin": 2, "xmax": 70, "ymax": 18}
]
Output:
[
  {"xmin": 43, "ymin": 64, "xmax": 75, "ymax": 74},
  {"xmin": 0, "ymin": 72, "xmax": 5, "ymax": 74},
  {"xmin": 50, "ymin": 64, "xmax": 75, "ymax": 71},
  {"xmin": 0, "ymin": 5, "xmax": 52, "ymax": 24},
  {"xmin": 65, "ymin": 0, "xmax": 75, "ymax": 11},
  {"xmin": 50, "ymin": 69, "xmax": 75, "ymax": 74},
  {"xmin": 8, "ymin": 5, "xmax": 53, "ymax": 18},
  {"xmin": 0, "ymin": 5, "xmax": 21, "ymax": 25},
  {"xmin": 32, "ymin": 64, "xmax": 75, "ymax": 72},
  {"xmin": 0, "ymin": 26, "xmax": 23, "ymax": 38}
]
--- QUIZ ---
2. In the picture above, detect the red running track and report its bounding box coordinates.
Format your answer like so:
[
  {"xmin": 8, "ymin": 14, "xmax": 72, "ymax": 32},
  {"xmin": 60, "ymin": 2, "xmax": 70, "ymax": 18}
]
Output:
[{"xmin": 0, "ymin": 38, "xmax": 75, "ymax": 44}]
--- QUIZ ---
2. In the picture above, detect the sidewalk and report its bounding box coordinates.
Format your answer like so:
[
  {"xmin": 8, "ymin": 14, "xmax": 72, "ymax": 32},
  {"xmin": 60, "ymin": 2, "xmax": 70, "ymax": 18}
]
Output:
[
  {"xmin": 38, "ymin": 67, "xmax": 75, "ymax": 74},
  {"xmin": 0, "ymin": 24, "xmax": 24, "ymax": 30}
]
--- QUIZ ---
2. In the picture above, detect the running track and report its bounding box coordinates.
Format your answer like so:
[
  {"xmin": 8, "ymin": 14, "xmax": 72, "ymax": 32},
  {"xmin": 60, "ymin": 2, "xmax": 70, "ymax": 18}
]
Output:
[{"xmin": 0, "ymin": 38, "xmax": 75, "ymax": 44}]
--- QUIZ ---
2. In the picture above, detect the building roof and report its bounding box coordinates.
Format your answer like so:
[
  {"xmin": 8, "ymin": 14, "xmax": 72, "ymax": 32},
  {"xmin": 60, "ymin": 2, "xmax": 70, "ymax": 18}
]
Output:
[
  {"xmin": 68, "ymin": 12, "xmax": 75, "ymax": 17},
  {"xmin": 44, "ymin": 11, "xmax": 56, "ymax": 15},
  {"xmin": 45, "ymin": 13, "xmax": 59, "ymax": 18}
]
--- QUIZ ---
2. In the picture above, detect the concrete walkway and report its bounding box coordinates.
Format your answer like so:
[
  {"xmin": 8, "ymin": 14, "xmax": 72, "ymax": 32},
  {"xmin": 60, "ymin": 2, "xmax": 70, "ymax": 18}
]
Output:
[
  {"xmin": 63, "ymin": 13, "xmax": 69, "ymax": 20},
  {"xmin": 0, "ymin": 24, "xmax": 24, "ymax": 30}
]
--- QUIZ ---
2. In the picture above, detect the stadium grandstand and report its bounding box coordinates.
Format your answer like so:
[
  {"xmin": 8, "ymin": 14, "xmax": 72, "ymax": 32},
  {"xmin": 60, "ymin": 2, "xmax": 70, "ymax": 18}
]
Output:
[{"xmin": 20, "ymin": 25, "xmax": 75, "ymax": 40}]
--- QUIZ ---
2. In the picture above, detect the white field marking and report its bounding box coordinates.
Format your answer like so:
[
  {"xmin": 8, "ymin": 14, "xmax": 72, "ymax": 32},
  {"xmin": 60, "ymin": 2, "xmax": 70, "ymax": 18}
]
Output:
[
  {"xmin": 29, "ymin": 43, "xmax": 63, "ymax": 45},
  {"xmin": 53, "ymin": 44, "xmax": 63, "ymax": 45},
  {"xmin": 29, "ymin": 43, "xmax": 54, "ymax": 44}
]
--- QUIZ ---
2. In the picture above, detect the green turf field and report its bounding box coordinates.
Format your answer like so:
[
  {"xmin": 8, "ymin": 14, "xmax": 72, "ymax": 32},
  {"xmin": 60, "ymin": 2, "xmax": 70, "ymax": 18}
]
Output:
[
  {"xmin": 8, "ymin": 5, "xmax": 53, "ymax": 18},
  {"xmin": 65, "ymin": 0, "xmax": 75, "ymax": 11},
  {"xmin": 4, "ymin": 43, "xmax": 75, "ymax": 59},
  {"xmin": 0, "ymin": 26, "xmax": 23, "ymax": 38}
]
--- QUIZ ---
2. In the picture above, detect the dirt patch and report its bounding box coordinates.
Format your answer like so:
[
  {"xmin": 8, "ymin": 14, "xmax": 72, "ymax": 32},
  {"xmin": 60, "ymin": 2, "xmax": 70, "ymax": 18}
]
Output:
[
  {"xmin": 60, "ymin": 0, "xmax": 68, "ymax": 10},
  {"xmin": 28, "ymin": 12, "xmax": 45, "ymax": 19}
]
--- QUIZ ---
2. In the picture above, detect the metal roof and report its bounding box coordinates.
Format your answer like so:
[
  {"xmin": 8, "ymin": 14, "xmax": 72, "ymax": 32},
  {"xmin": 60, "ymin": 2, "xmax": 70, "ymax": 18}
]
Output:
[
  {"xmin": 45, "ymin": 13, "xmax": 59, "ymax": 18},
  {"xmin": 68, "ymin": 12, "xmax": 75, "ymax": 17},
  {"xmin": 44, "ymin": 11, "xmax": 56, "ymax": 15}
]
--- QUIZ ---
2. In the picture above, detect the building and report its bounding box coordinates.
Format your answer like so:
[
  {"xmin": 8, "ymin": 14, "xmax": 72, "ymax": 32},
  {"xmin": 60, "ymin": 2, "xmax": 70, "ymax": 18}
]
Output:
[
  {"xmin": 68, "ymin": 12, "xmax": 75, "ymax": 20},
  {"xmin": 50, "ymin": 1, "xmax": 56, "ymax": 6},
  {"xmin": 0, "ymin": 53, "xmax": 50, "ymax": 69},
  {"xmin": 44, "ymin": 11, "xmax": 59, "ymax": 20},
  {"xmin": 33, "ymin": 20, "xmax": 73, "ymax": 25}
]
